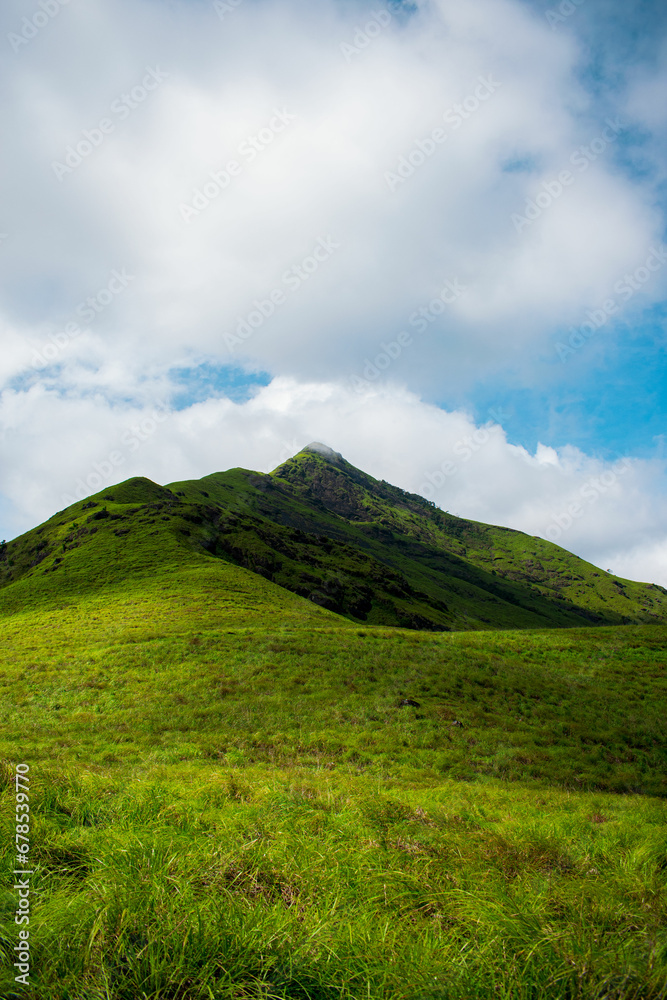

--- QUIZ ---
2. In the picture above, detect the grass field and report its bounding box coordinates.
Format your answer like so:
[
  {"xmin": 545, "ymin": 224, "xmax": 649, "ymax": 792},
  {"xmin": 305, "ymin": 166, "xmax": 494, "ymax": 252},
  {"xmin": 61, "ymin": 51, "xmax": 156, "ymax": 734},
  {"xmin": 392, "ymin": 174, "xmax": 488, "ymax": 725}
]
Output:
[
  {"xmin": 2, "ymin": 600, "xmax": 666, "ymax": 998},
  {"xmin": 2, "ymin": 450, "xmax": 666, "ymax": 997}
]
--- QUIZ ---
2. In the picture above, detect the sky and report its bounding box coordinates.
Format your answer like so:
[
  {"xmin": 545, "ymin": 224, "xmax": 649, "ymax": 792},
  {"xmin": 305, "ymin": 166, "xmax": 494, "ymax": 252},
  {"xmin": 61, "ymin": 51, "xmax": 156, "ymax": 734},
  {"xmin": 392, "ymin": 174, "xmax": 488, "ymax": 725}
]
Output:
[{"xmin": 1, "ymin": 0, "xmax": 666, "ymax": 584}]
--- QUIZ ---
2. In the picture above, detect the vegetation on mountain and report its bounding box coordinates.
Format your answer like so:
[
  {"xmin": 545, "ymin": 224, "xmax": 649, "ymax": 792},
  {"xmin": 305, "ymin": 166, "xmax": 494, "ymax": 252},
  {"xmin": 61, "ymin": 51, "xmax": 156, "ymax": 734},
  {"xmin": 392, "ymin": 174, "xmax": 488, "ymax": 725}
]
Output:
[{"xmin": 2, "ymin": 443, "xmax": 665, "ymax": 632}]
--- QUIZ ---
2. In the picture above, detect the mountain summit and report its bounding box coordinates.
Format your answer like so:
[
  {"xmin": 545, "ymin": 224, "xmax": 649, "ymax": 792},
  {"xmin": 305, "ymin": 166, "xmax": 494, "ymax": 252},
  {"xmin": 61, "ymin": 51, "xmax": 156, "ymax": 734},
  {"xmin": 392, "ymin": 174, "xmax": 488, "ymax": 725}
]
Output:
[
  {"xmin": 302, "ymin": 441, "xmax": 344, "ymax": 463},
  {"xmin": 2, "ymin": 447, "xmax": 666, "ymax": 632}
]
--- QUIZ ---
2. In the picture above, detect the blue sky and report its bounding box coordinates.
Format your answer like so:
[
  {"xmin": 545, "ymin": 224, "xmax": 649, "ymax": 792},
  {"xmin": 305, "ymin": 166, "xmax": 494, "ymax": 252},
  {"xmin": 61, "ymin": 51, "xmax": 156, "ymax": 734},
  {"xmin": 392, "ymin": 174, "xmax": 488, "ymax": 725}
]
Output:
[
  {"xmin": 1, "ymin": 0, "xmax": 666, "ymax": 583},
  {"xmin": 170, "ymin": 363, "xmax": 271, "ymax": 408},
  {"xmin": 458, "ymin": 296, "xmax": 667, "ymax": 458}
]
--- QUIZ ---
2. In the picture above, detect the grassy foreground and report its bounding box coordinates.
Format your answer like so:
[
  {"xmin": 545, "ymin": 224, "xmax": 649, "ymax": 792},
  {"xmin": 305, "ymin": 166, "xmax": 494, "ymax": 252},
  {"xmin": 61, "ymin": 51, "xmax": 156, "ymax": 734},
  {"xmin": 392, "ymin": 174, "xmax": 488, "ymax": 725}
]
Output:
[
  {"xmin": 1, "ymin": 761, "xmax": 666, "ymax": 999},
  {"xmin": 1, "ymin": 609, "xmax": 667, "ymax": 998}
]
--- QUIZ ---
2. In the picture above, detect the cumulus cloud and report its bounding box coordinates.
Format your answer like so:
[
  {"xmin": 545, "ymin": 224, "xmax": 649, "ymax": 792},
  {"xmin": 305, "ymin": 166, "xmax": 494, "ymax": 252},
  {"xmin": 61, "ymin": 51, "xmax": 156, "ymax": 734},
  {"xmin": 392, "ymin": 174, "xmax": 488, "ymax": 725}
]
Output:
[{"xmin": 2, "ymin": 0, "xmax": 665, "ymax": 394}]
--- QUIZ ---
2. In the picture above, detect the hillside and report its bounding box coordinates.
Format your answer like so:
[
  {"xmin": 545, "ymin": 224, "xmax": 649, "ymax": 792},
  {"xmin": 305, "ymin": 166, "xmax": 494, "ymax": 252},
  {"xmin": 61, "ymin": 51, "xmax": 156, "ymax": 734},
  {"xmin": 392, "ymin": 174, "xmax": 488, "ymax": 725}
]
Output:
[
  {"xmin": 2, "ymin": 601, "xmax": 667, "ymax": 997},
  {"xmin": 2, "ymin": 442, "xmax": 665, "ymax": 633},
  {"xmin": 2, "ymin": 446, "xmax": 667, "ymax": 999}
]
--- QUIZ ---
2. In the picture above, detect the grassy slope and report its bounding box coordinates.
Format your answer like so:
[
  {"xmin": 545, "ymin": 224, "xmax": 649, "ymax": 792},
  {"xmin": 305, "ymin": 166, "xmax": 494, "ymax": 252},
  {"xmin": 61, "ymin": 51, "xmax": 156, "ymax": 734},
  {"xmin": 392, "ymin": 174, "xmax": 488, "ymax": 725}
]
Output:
[
  {"xmin": 2, "ymin": 618, "xmax": 666, "ymax": 794},
  {"xmin": 169, "ymin": 447, "xmax": 667, "ymax": 630},
  {"xmin": 0, "ymin": 481, "xmax": 348, "ymax": 635},
  {"xmin": 1, "ymin": 606, "xmax": 666, "ymax": 998},
  {"xmin": 3, "ymin": 449, "xmax": 665, "ymax": 635},
  {"xmin": 269, "ymin": 449, "xmax": 667, "ymax": 617},
  {"xmin": 1, "ymin": 455, "xmax": 666, "ymax": 997}
]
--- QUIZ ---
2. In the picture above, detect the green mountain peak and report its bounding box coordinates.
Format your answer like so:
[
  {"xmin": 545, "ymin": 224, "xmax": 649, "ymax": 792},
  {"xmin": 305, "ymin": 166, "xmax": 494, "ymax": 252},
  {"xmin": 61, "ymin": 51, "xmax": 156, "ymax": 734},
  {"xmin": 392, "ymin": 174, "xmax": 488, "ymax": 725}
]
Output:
[
  {"xmin": 302, "ymin": 441, "xmax": 345, "ymax": 463},
  {"xmin": 2, "ymin": 449, "xmax": 666, "ymax": 633}
]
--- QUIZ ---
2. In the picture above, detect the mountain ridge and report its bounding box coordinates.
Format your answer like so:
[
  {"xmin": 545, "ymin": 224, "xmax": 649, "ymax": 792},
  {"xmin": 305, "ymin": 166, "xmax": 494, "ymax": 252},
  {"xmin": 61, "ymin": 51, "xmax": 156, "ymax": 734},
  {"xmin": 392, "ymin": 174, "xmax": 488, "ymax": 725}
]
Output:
[{"xmin": 1, "ymin": 443, "xmax": 666, "ymax": 632}]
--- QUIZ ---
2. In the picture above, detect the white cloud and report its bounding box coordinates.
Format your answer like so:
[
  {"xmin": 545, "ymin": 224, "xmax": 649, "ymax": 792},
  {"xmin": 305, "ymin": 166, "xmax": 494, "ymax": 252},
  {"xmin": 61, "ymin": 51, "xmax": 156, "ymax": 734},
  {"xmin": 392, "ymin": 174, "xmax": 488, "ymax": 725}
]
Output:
[{"xmin": 1, "ymin": 0, "xmax": 665, "ymax": 398}]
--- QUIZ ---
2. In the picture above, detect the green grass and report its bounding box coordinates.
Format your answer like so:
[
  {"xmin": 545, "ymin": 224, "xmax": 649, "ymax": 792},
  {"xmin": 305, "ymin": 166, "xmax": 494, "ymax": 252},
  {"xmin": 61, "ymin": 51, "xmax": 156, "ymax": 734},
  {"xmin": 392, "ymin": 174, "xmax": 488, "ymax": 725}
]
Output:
[
  {"xmin": 1, "ymin": 450, "xmax": 667, "ymax": 997},
  {"xmin": 1, "ymin": 623, "xmax": 666, "ymax": 795},
  {"xmin": 1, "ymin": 760, "xmax": 666, "ymax": 999},
  {"xmin": 1, "ymin": 612, "xmax": 667, "ymax": 997}
]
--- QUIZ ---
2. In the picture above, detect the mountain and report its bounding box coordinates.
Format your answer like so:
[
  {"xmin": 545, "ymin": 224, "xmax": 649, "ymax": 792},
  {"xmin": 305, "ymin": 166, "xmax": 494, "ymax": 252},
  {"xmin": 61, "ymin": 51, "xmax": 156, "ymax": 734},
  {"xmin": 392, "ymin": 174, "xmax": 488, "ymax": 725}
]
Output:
[
  {"xmin": 3, "ymin": 445, "xmax": 667, "ymax": 999},
  {"xmin": 2, "ymin": 442, "xmax": 665, "ymax": 633}
]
